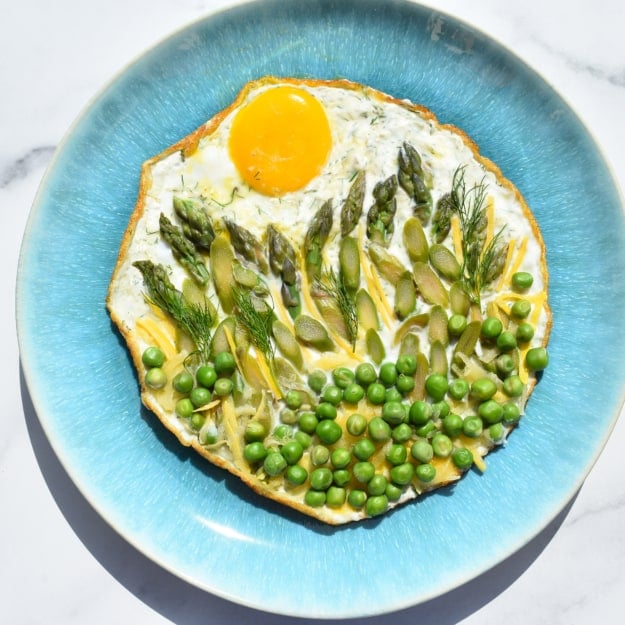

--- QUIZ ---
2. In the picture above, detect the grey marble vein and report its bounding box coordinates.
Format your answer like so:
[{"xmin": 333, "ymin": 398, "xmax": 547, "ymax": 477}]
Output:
[{"xmin": 0, "ymin": 145, "xmax": 56, "ymax": 189}]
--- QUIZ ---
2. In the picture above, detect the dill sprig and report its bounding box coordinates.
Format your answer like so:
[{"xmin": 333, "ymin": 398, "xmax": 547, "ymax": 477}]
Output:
[
  {"xmin": 133, "ymin": 260, "xmax": 213, "ymax": 360},
  {"xmin": 449, "ymin": 167, "xmax": 508, "ymax": 304},
  {"xmin": 316, "ymin": 268, "xmax": 359, "ymax": 349},
  {"xmin": 232, "ymin": 288, "xmax": 275, "ymax": 360}
]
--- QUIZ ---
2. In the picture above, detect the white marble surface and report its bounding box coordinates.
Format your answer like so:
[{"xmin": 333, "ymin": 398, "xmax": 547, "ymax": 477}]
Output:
[{"xmin": 4, "ymin": 0, "xmax": 625, "ymax": 622}]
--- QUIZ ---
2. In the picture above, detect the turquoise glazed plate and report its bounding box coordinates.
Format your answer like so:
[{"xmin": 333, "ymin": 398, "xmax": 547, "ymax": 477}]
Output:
[{"xmin": 17, "ymin": 0, "xmax": 625, "ymax": 618}]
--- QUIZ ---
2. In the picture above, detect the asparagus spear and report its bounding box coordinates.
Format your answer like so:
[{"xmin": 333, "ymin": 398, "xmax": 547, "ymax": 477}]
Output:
[
  {"xmin": 340, "ymin": 170, "xmax": 366, "ymax": 237},
  {"xmin": 267, "ymin": 224, "xmax": 302, "ymax": 318},
  {"xmin": 224, "ymin": 218, "xmax": 269, "ymax": 274},
  {"xmin": 159, "ymin": 213, "xmax": 210, "ymax": 286},
  {"xmin": 398, "ymin": 142, "xmax": 432, "ymax": 225},
  {"xmin": 366, "ymin": 175, "xmax": 398, "ymax": 246},
  {"xmin": 304, "ymin": 199, "xmax": 334, "ymax": 281},
  {"xmin": 133, "ymin": 260, "xmax": 213, "ymax": 360},
  {"xmin": 172, "ymin": 196, "xmax": 215, "ymax": 252}
]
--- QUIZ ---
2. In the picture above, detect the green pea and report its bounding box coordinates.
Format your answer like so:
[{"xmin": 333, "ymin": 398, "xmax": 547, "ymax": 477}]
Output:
[
  {"xmin": 196, "ymin": 364, "xmax": 217, "ymax": 389},
  {"xmin": 409, "ymin": 400, "xmax": 432, "ymax": 426},
  {"xmin": 432, "ymin": 433, "xmax": 453, "ymax": 457},
  {"xmin": 368, "ymin": 417, "xmax": 392, "ymax": 442},
  {"xmin": 214, "ymin": 351, "xmax": 236, "ymax": 376},
  {"xmin": 442, "ymin": 413, "xmax": 463, "ymax": 437},
  {"xmin": 415, "ymin": 463, "xmax": 436, "ymax": 482},
  {"xmin": 367, "ymin": 474, "xmax": 388, "ymax": 496},
  {"xmin": 310, "ymin": 467, "xmax": 333, "ymax": 490},
  {"xmin": 481, "ymin": 316, "xmax": 503, "ymax": 339},
  {"xmin": 326, "ymin": 486, "xmax": 347, "ymax": 507},
  {"xmin": 273, "ymin": 424, "xmax": 292, "ymax": 440},
  {"xmin": 353, "ymin": 438, "xmax": 376, "ymax": 461},
  {"xmin": 452, "ymin": 447, "xmax": 474, "ymax": 470},
  {"xmin": 425, "ymin": 373, "xmax": 448, "ymax": 401},
  {"xmin": 366, "ymin": 382, "xmax": 386, "ymax": 405},
  {"xmin": 333, "ymin": 469, "xmax": 351, "ymax": 487},
  {"xmin": 298, "ymin": 411, "xmax": 319, "ymax": 434},
  {"xmin": 244, "ymin": 442, "xmax": 268, "ymax": 463},
  {"xmin": 294, "ymin": 431, "xmax": 312, "ymax": 449},
  {"xmin": 432, "ymin": 400, "xmax": 450, "ymax": 418},
  {"xmin": 448, "ymin": 314, "xmax": 468, "ymax": 336},
  {"xmin": 516, "ymin": 321, "xmax": 535, "ymax": 343},
  {"xmin": 447, "ymin": 378, "xmax": 469, "ymax": 400},
  {"xmin": 488, "ymin": 422, "xmax": 505, "ymax": 443},
  {"xmin": 305, "ymin": 490, "xmax": 326, "ymax": 507},
  {"xmin": 285, "ymin": 464, "xmax": 308, "ymax": 485},
  {"xmin": 392, "ymin": 423, "xmax": 412, "ymax": 443},
  {"xmin": 503, "ymin": 375, "xmax": 524, "ymax": 398},
  {"xmin": 190, "ymin": 386, "xmax": 211, "ymax": 407},
  {"xmin": 172, "ymin": 371, "xmax": 194, "ymax": 394},
  {"xmin": 390, "ymin": 462, "xmax": 414, "ymax": 485},
  {"xmin": 383, "ymin": 388, "xmax": 402, "ymax": 405},
  {"xmin": 316, "ymin": 401, "xmax": 337, "ymax": 420},
  {"xmin": 462, "ymin": 415, "xmax": 483, "ymax": 438},
  {"xmin": 346, "ymin": 413, "xmax": 367, "ymax": 437},
  {"xmin": 479, "ymin": 399, "xmax": 504, "ymax": 424},
  {"xmin": 311, "ymin": 445, "xmax": 330, "ymax": 466},
  {"xmin": 175, "ymin": 398, "xmax": 194, "ymax": 419},
  {"xmin": 281, "ymin": 440, "xmax": 304, "ymax": 465},
  {"xmin": 145, "ymin": 367, "xmax": 167, "ymax": 389},
  {"xmin": 307, "ymin": 369, "xmax": 327, "ymax": 393},
  {"xmin": 284, "ymin": 390, "xmax": 303, "ymax": 409},
  {"xmin": 348, "ymin": 489, "xmax": 367, "ymax": 509},
  {"xmin": 511, "ymin": 299, "xmax": 531, "ymax": 319},
  {"xmin": 213, "ymin": 377, "xmax": 233, "ymax": 397},
  {"xmin": 332, "ymin": 367, "xmax": 355, "ymax": 389},
  {"xmin": 386, "ymin": 443, "xmax": 408, "ymax": 466},
  {"xmin": 330, "ymin": 447, "xmax": 352, "ymax": 469},
  {"xmin": 495, "ymin": 354, "xmax": 516, "ymax": 376},
  {"xmin": 511, "ymin": 271, "xmax": 534, "ymax": 290},
  {"xmin": 396, "ymin": 353, "xmax": 418, "ymax": 376},
  {"xmin": 411, "ymin": 439, "xmax": 434, "ymax": 463},
  {"xmin": 322, "ymin": 385, "xmax": 343, "ymax": 406},
  {"xmin": 415, "ymin": 420, "xmax": 436, "ymax": 438},
  {"xmin": 142, "ymin": 346, "xmax": 165, "ymax": 368},
  {"xmin": 355, "ymin": 362, "xmax": 378, "ymax": 386},
  {"xmin": 379, "ymin": 362, "xmax": 398, "ymax": 387},
  {"xmin": 353, "ymin": 461, "xmax": 375, "ymax": 483},
  {"xmin": 471, "ymin": 377, "xmax": 497, "ymax": 401},
  {"xmin": 365, "ymin": 494, "xmax": 389, "ymax": 517},
  {"xmin": 244, "ymin": 421, "xmax": 266, "ymax": 442},
  {"xmin": 385, "ymin": 483, "xmax": 403, "ymax": 502},
  {"xmin": 502, "ymin": 401, "xmax": 521, "ymax": 424},
  {"xmin": 316, "ymin": 420, "xmax": 342, "ymax": 445},
  {"xmin": 496, "ymin": 331, "xmax": 517, "ymax": 352},
  {"xmin": 396, "ymin": 374, "xmax": 415, "ymax": 395},
  {"xmin": 342, "ymin": 382, "xmax": 365, "ymax": 404},
  {"xmin": 382, "ymin": 401, "xmax": 406, "ymax": 425},
  {"xmin": 526, "ymin": 347, "xmax": 549, "ymax": 371},
  {"xmin": 263, "ymin": 451, "xmax": 287, "ymax": 476},
  {"xmin": 280, "ymin": 407, "xmax": 298, "ymax": 425}
]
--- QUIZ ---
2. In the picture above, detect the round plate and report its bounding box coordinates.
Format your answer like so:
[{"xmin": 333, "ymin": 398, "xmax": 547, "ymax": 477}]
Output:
[{"xmin": 16, "ymin": 0, "xmax": 625, "ymax": 618}]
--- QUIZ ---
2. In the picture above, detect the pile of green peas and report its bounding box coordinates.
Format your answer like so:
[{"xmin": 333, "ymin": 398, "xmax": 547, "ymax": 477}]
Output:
[
  {"xmin": 141, "ymin": 346, "xmax": 239, "ymax": 434},
  {"xmin": 140, "ymin": 269, "xmax": 549, "ymax": 519}
]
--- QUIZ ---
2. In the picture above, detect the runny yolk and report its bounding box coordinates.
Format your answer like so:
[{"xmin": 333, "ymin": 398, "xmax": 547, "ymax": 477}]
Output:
[{"xmin": 228, "ymin": 85, "xmax": 332, "ymax": 196}]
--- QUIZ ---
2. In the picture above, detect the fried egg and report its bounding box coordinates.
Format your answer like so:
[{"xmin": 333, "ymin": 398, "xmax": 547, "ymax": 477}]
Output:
[{"xmin": 107, "ymin": 77, "xmax": 551, "ymax": 525}]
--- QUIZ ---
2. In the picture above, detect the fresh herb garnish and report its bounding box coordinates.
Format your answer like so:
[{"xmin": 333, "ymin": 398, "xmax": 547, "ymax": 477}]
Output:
[
  {"xmin": 315, "ymin": 268, "xmax": 359, "ymax": 349},
  {"xmin": 133, "ymin": 260, "xmax": 213, "ymax": 360},
  {"xmin": 449, "ymin": 166, "xmax": 507, "ymax": 304}
]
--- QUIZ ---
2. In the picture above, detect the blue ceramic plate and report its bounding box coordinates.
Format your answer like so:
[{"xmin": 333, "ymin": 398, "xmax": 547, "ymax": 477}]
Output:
[{"xmin": 16, "ymin": 0, "xmax": 625, "ymax": 618}]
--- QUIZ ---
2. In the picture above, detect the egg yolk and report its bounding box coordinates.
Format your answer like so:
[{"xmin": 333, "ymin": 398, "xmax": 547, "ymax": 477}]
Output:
[{"xmin": 228, "ymin": 85, "xmax": 332, "ymax": 196}]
